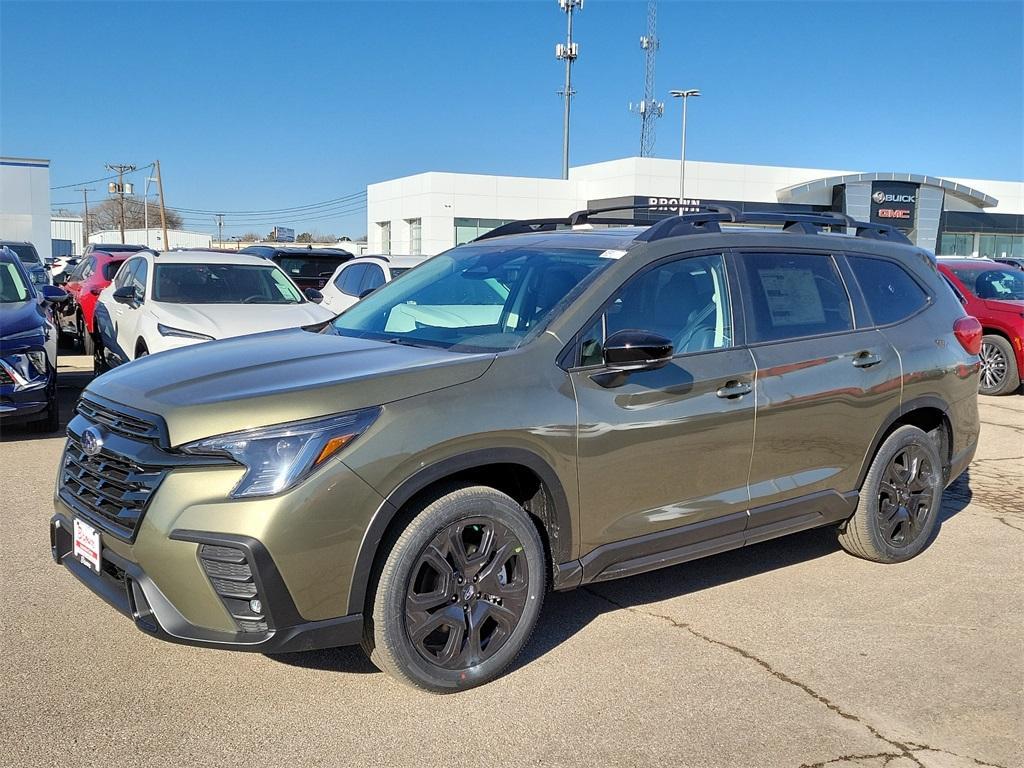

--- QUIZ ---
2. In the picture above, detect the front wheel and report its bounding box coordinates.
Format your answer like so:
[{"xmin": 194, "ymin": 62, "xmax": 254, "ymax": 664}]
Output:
[
  {"xmin": 363, "ymin": 485, "xmax": 546, "ymax": 693},
  {"xmin": 838, "ymin": 425, "xmax": 943, "ymax": 563},
  {"xmin": 78, "ymin": 314, "xmax": 95, "ymax": 356},
  {"xmin": 979, "ymin": 334, "xmax": 1019, "ymax": 396}
]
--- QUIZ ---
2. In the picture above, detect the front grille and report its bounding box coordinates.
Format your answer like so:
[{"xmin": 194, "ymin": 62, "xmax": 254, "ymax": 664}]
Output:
[
  {"xmin": 76, "ymin": 397, "xmax": 161, "ymax": 441},
  {"xmin": 59, "ymin": 435, "xmax": 164, "ymax": 540},
  {"xmin": 199, "ymin": 544, "xmax": 268, "ymax": 633}
]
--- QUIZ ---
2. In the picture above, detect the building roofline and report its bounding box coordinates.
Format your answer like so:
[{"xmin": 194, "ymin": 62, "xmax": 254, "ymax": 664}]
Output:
[{"xmin": 777, "ymin": 171, "xmax": 999, "ymax": 208}]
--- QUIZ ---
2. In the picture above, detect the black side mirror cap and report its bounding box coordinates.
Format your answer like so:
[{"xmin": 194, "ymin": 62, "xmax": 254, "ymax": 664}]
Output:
[
  {"xmin": 603, "ymin": 329, "xmax": 674, "ymax": 371},
  {"xmin": 304, "ymin": 288, "xmax": 324, "ymax": 304},
  {"xmin": 358, "ymin": 287, "xmax": 377, "ymax": 299},
  {"xmin": 38, "ymin": 284, "xmax": 71, "ymax": 302},
  {"xmin": 112, "ymin": 286, "xmax": 136, "ymax": 304}
]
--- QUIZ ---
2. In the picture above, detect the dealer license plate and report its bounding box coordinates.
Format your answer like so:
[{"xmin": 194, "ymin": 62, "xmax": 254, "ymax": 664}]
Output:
[{"xmin": 73, "ymin": 518, "xmax": 101, "ymax": 573}]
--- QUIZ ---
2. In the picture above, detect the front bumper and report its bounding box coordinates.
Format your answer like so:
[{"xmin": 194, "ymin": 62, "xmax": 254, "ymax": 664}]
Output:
[
  {"xmin": 0, "ymin": 375, "xmax": 54, "ymax": 422},
  {"xmin": 50, "ymin": 512, "xmax": 363, "ymax": 653}
]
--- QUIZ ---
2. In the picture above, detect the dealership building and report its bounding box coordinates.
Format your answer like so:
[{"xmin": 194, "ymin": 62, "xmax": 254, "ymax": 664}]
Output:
[{"xmin": 366, "ymin": 157, "xmax": 1024, "ymax": 258}]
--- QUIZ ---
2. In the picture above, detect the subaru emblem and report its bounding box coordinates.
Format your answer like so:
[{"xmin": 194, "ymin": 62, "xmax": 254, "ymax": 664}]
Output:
[{"xmin": 81, "ymin": 426, "xmax": 104, "ymax": 457}]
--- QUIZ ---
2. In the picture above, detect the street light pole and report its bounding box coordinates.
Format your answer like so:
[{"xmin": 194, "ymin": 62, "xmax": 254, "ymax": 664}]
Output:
[{"xmin": 669, "ymin": 89, "xmax": 700, "ymax": 210}]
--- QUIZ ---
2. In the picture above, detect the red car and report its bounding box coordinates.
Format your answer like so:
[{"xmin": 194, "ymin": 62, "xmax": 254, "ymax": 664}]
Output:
[
  {"xmin": 938, "ymin": 258, "xmax": 1024, "ymax": 396},
  {"xmin": 56, "ymin": 251, "xmax": 129, "ymax": 355}
]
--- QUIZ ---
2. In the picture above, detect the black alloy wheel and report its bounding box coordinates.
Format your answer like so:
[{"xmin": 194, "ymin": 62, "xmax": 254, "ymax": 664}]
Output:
[
  {"xmin": 405, "ymin": 518, "xmax": 529, "ymax": 670},
  {"xmin": 877, "ymin": 445, "xmax": 935, "ymax": 548}
]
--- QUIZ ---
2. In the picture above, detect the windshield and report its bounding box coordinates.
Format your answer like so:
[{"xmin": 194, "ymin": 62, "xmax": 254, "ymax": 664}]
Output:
[
  {"xmin": 330, "ymin": 245, "xmax": 612, "ymax": 352},
  {"xmin": 7, "ymin": 244, "xmax": 40, "ymax": 265},
  {"xmin": 0, "ymin": 261, "xmax": 30, "ymax": 302},
  {"xmin": 950, "ymin": 266, "xmax": 1024, "ymax": 300},
  {"xmin": 277, "ymin": 255, "xmax": 350, "ymax": 280},
  {"xmin": 153, "ymin": 263, "xmax": 304, "ymax": 304}
]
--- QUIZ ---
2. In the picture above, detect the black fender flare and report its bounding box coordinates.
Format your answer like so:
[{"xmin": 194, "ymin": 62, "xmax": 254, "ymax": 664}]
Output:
[
  {"xmin": 856, "ymin": 394, "xmax": 953, "ymax": 489},
  {"xmin": 346, "ymin": 447, "xmax": 574, "ymax": 615}
]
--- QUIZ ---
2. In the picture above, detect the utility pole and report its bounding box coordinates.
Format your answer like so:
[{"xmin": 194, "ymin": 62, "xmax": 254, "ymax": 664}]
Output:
[
  {"xmin": 215, "ymin": 214, "xmax": 224, "ymax": 246},
  {"xmin": 105, "ymin": 163, "xmax": 136, "ymax": 243},
  {"xmin": 155, "ymin": 160, "xmax": 169, "ymax": 252},
  {"xmin": 629, "ymin": 0, "xmax": 664, "ymax": 157},
  {"xmin": 74, "ymin": 188, "xmax": 95, "ymax": 253},
  {"xmin": 555, "ymin": 0, "xmax": 582, "ymax": 180}
]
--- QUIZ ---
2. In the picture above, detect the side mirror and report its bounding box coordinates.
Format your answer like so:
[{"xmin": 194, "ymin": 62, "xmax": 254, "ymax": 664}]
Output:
[
  {"xmin": 358, "ymin": 287, "xmax": 377, "ymax": 299},
  {"xmin": 603, "ymin": 329, "xmax": 674, "ymax": 371},
  {"xmin": 304, "ymin": 287, "xmax": 324, "ymax": 304},
  {"xmin": 112, "ymin": 286, "xmax": 136, "ymax": 304},
  {"xmin": 38, "ymin": 284, "xmax": 71, "ymax": 303}
]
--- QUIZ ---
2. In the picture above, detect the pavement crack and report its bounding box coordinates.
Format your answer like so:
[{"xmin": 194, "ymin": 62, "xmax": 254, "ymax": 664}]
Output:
[
  {"xmin": 903, "ymin": 742, "xmax": 1008, "ymax": 768},
  {"xmin": 797, "ymin": 751, "xmax": 902, "ymax": 767},
  {"xmin": 581, "ymin": 586, "xmax": 925, "ymax": 767},
  {"xmin": 995, "ymin": 516, "xmax": 1024, "ymax": 533}
]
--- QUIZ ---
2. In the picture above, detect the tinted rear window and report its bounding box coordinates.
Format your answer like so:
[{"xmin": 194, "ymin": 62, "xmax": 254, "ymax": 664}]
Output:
[
  {"xmin": 7, "ymin": 244, "xmax": 40, "ymax": 264},
  {"xmin": 277, "ymin": 255, "xmax": 349, "ymax": 279},
  {"xmin": 848, "ymin": 256, "xmax": 929, "ymax": 325},
  {"xmin": 103, "ymin": 260, "xmax": 125, "ymax": 281},
  {"xmin": 739, "ymin": 252, "xmax": 853, "ymax": 343}
]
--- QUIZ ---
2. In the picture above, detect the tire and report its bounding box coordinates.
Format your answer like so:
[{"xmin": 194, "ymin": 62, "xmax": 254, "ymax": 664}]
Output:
[
  {"xmin": 78, "ymin": 314, "xmax": 95, "ymax": 356},
  {"xmin": 28, "ymin": 377, "xmax": 60, "ymax": 434},
  {"xmin": 93, "ymin": 341, "xmax": 109, "ymax": 376},
  {"xmin": 838, "ymin": 425, "xmax": 943, "ymax": 563},
  {"xmin": 978, "ymin": 334, "xmax": 1019, "ymax": 396},
  {"xmin": 135, "ymin": 342, "xmax": 148, "ymax": 358},
  {"xmin": 363, "ymin": 485, "xmax": 546, "ymax": 693}
]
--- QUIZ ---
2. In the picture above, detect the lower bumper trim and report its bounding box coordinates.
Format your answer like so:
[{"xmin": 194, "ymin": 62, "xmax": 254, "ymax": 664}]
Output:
[{"xmin": 50, "ymin": 514, "xmax": 363, "ymax": 654}]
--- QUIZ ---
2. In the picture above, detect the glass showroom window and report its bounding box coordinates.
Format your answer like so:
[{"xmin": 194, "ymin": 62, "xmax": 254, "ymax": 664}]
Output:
[
  {"xmin": 378, "ymin": 221, "xmax": 391, "ymax": 255},
  {"xmin": 979, "ymin": 234, "xmax": 1023, "ymax": 260},
  {"xmin": 407, "ymin": 218, "xmax": 422, "ymax": 255},
  {"xmin": 939, "ymin": 233, "xmax": 975, "ymax": 257},
  {"xmin": 454, "ymin": 218, "xmax": 514, "ymax": 246}
]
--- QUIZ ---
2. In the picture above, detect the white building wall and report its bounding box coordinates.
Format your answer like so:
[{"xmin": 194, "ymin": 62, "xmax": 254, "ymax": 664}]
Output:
[
  {"xmin": 89, "ymin": 229, "xmax": 213, "ymax": 250},
  {"xmin": 367, "ymin": 159, "xmax": 1023, "ymax": 256},
  {"xmin": 0, "ymin": 157, "xmax": 52, "ymax": 260}
]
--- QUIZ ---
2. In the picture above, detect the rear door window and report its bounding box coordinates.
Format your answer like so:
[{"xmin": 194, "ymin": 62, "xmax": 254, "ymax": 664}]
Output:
[
  {"xmin": 847, "ymin": 256, "xmax": 929, "ymax": 325},
  {"xmin": 737, "ymin": 252, "xmax": 853, "ymax": 343}
]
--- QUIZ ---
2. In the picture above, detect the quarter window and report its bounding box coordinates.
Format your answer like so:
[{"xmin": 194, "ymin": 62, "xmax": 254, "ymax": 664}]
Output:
[
  {"xmin": 579, "ymin": 254, "xmax": 733, "ymax": 367},
  {"xmin": 738, "ymin": 252, "xmax": 852, "ymax": 343},
  {"xmin": 848, "ymin": 256, "xmax": 928, "ymax": 326}
]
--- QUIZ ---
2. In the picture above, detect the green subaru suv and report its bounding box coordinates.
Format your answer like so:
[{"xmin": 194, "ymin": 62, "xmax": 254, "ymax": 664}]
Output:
[{"xmin": 51, "ymin": 206, "xmax": 981, "ymax": 692}]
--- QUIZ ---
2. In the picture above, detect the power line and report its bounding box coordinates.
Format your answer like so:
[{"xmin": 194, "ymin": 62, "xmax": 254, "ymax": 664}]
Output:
[
  {"xmin": 50, "ymin": 163, "xmax": 153, "ymax": 190},
  {"xmin": 168, "ymin": 190, "xmax": 366, "ymax": 215}
]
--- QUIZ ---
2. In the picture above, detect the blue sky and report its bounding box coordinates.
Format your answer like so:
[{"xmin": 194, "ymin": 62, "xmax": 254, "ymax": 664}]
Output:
[{"xmin": 2, "ymin": 0, "xmax": 1022, "ymax": 237}]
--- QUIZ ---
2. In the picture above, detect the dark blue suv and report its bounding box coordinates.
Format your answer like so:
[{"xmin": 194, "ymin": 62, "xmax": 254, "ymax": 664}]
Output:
[{"xmin": 0, "ymin": 247, "xmax": 70, "ymax": 431}]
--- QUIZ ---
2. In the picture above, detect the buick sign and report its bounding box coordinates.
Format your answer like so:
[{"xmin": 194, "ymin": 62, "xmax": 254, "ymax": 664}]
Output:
[{"xmin": 870, "ymin": 181, "xmax": 918, "ymax": 229}]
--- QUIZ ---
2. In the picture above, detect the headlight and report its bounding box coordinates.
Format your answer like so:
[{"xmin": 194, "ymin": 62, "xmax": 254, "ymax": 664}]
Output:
[
  {"xmin": 181, "ymin": 407, "xmax": 381, "ymax": 498},
  {"xmin": 157, "ymin": 323, "xmax": 215, "ymax": 341},
  {"xmin": 0, "ymin": 351, "xmax": 48, "ymax": 387}
]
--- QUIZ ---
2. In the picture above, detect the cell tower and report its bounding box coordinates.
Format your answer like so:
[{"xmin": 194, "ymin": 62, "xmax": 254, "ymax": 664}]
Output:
[
  {"xmin": 556, "ymin": 0, "xmax": 583, "ymax": 180},
  {"xmin": 629, "ymin": 0, "xmax": 664, "ymax": 157}
]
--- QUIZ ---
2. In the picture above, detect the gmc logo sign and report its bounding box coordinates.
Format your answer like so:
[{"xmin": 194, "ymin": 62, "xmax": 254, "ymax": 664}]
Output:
[{"xmin": 877, "ymin": 209, "xmax": 912, "ymax": 219}]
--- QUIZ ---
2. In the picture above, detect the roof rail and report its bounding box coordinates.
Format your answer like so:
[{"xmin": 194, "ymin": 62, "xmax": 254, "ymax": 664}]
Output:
[
  {"xmin": 472, "ymin": 204, "xmax": 692, "ymax": 242},
  {"xmin": 635, "ymin": 208, "xmax": 912, "ymax": 245}
]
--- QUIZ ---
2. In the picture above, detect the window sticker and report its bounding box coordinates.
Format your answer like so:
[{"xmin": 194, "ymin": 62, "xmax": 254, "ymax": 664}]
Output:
[
  {"xmin": 758, "ymin": 268, "xmax": 825, "ymax": 326},
  {"xmin": 599, "ymin": 249, "xmax": 628, "ymax": 260}
]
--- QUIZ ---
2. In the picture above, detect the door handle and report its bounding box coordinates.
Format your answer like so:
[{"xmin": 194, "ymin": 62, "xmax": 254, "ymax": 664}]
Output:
[
  {"xmin": 716, "ymin": 380, "xmax": 752, "ymax": 399},
  {"xmin": 852, "ymin": 351, "xmax": 882, "ymax": 369}
]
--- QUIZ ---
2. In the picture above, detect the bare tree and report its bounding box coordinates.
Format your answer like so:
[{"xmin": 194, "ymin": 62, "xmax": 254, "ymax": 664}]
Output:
[{"xmin": 87, "ymin": 197, "xmax": 183, "ymax": 233}]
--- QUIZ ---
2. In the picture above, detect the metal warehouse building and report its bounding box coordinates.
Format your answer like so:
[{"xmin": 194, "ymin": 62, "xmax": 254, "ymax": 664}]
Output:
[
  {"xmin": 366, "ymin": 158, "xmax": 1024, "ymax": 258},
  {"xmin": 0, "ymin": 156, "xmax": 51, "ymax": 260}
]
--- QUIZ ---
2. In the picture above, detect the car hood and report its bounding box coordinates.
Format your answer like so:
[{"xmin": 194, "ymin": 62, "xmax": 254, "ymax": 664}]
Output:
[
  {"xmin": 0, "ymin": 299, "xmax": 45, "ymax": 352},
  {"xmin": 152, "ymin": 301, "xmax": 335, "ymax": 338},
  {"xmin": 86, "ymin": 328, "xmax": 495, "ymax": 446}
]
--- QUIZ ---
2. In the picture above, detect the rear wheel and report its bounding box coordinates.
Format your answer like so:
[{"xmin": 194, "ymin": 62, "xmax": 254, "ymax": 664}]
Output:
[
  {"xmin": 77, "ymin": 313, "xmax": 95, "ymax": 356},
  {"xmin": 838, "ymin": 425, "xmax": 943, "ymax": 563},
  {"xmin": 363, "ymin": 485, "xmax": 546, "ymax": 693},
  {"xmin": 92, "ymin": 340, "xmax": 109, "ymax": 375},
  {"xmin": 978, "ymin": 334, "xmax": 1019, "ymax": 396}
]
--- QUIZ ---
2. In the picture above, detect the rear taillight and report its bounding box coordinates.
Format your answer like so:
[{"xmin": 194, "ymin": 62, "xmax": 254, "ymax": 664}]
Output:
[{"xmin": 953, "ymin": 316, "xmax": 983, "ymax": 355}]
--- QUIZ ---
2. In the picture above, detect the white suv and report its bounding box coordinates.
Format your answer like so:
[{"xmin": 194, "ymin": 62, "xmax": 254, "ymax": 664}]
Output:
[
  {"xmin": 93, "ymin": 250, "xmax": 334, "ymax": 372},
  {"xmin": 320, "ymin": 256, "xmax": 425, "ymax": 313}
]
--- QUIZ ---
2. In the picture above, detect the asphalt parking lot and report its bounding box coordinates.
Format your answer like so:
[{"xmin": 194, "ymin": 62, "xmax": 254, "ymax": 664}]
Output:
[{"xmin": 1, "ymin": 355, "xmax": 1021, "ymax": 768}]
